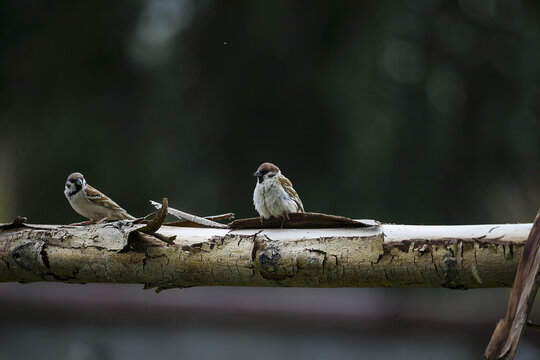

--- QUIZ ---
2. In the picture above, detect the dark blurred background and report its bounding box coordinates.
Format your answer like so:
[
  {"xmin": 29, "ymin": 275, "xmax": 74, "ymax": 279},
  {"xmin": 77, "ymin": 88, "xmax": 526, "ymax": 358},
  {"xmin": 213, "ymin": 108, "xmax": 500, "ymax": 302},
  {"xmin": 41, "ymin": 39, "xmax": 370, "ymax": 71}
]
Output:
[{"xmin": 1, "ymin": 0, "xmax": 539, "ymax": 359}]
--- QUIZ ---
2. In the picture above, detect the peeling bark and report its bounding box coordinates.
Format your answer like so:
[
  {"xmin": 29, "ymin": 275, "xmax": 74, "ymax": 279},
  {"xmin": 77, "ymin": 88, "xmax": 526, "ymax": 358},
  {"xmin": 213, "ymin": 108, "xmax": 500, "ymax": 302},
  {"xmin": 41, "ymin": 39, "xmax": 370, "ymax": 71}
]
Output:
[{"xmin": 0, "ymin": 219, "xmax": 532, "ymax": 292}]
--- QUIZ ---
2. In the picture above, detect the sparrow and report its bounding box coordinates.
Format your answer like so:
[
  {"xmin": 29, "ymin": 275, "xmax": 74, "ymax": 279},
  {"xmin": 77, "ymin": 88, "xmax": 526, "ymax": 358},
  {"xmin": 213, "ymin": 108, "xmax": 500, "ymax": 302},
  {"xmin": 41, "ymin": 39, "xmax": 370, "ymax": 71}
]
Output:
[
  {"xmin": 253, "ymin": 162, "xmax": 304, "ymax": 221},
  {"xmin": 64, "ymin": 172, "xmax": 135, "ymax": 223}
]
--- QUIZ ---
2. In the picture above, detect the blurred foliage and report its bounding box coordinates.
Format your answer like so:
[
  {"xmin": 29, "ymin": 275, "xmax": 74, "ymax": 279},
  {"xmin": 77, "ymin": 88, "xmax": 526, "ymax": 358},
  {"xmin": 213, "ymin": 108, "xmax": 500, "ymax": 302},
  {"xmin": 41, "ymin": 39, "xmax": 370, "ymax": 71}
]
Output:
[{"xmin": 0, "ymin": 0, "xmax": 539, "ymax": 225}]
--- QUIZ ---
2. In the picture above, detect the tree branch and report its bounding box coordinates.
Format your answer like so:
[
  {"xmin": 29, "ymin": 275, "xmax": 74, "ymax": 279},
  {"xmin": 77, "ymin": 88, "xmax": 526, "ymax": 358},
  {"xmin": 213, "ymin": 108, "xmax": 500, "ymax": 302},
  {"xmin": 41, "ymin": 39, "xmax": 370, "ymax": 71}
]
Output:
[
  {"xmin": 485, "ymin": 210, "xmax": 540, "ymax": 360},
  {"xmin": 0, "ymin": 217, "xmax": 532, "ymax": 292}
]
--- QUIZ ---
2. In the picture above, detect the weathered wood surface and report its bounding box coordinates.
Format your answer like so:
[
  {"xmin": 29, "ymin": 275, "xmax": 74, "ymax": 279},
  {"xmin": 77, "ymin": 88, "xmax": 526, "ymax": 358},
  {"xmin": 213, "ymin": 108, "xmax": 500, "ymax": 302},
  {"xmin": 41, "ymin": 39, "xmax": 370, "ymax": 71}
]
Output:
[{"xmin": 0, "ymin": 218, "xmax": 532, "ymax": 292}]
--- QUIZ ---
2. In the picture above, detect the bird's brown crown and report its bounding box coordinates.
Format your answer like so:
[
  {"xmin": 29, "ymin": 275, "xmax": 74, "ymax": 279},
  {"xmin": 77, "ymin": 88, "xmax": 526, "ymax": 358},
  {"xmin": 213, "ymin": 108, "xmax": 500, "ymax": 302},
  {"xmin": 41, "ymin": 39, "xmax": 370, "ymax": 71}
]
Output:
[
  {"xmin": 67, "ymin": 172, "xmax": 85, "ymax": 182},
  {"xmin": 257, "ymin": 162, "xmax": 280, "ymax": 174}
]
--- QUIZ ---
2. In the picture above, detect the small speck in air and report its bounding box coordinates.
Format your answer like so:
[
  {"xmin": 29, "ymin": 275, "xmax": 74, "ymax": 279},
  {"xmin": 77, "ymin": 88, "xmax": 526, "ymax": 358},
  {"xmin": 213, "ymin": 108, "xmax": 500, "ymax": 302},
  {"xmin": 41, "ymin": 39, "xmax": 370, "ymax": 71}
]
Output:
[{"xmin": 223, "ymin": 41, "xmax": 228, "ymax": 46}]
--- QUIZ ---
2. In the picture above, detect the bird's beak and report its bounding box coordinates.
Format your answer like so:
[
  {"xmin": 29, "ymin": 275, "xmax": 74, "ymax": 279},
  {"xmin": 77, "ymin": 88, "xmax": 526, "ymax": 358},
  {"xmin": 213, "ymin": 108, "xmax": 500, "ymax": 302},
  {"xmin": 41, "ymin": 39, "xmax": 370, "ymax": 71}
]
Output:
[{"xmin": 253, "ymin": 171, "xmax": 263, "ymax": 177}]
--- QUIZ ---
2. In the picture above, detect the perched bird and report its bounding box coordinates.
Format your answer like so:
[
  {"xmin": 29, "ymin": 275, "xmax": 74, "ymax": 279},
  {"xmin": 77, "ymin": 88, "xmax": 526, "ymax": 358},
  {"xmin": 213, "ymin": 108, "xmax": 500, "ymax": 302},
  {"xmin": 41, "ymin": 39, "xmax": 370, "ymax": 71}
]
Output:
[
  {"xmin": 64, "ymin": 172, "xmax": 135, "ymax": 223},
  {"xmin": 253, "ymin": 162, "xmax": 304, "ymax": 221}
]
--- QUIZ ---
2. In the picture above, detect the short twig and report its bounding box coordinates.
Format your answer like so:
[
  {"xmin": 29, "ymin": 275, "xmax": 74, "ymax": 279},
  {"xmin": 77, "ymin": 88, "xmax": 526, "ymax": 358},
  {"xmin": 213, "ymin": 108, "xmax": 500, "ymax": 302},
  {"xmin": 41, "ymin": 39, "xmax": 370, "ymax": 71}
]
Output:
[
  {"xmin": 149, "ymin": 200, "xmax": 228, "ymax": 228},
  {"xmin": 527, "ymin": 321, "xmax": 540, "ymax": 330}
]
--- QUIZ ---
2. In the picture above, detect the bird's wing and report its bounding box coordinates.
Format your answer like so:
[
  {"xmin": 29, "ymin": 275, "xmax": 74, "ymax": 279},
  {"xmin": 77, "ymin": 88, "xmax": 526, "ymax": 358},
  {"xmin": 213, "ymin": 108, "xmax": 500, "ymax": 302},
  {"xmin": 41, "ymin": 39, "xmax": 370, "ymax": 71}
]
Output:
[
  {"xmin": 84, "ymin": 185, "xmax": 126, "ymax": 212},
  {"xmin": 279, "ymin": 175, "xmax": 305, "ymax": 212}
]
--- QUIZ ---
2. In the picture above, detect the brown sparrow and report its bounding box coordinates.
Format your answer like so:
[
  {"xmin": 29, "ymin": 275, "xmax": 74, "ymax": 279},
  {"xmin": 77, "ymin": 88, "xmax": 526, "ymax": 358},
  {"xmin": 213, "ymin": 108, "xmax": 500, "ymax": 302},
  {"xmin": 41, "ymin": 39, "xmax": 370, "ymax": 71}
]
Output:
[
  {"xmin": 253, "ymin": 162, "xmax": 304, "ymax": 220},
  {"xmin": 64, "ymin": 172, "xmax": 135, "ymax": 222}
]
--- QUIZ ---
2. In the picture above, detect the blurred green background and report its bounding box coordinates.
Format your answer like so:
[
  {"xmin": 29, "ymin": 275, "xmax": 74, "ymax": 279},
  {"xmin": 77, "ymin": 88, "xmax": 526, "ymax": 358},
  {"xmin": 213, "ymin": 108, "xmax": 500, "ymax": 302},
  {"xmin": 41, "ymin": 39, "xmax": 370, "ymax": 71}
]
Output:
[{"xmin": 1, "ymin": 0, "xmax": 540, "ymax": 359}]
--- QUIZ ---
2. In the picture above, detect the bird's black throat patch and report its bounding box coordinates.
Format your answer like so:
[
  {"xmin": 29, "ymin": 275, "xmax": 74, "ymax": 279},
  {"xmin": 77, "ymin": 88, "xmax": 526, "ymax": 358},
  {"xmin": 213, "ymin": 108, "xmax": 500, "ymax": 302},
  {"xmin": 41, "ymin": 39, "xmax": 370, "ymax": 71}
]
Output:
[{"xmin": 67, "ymin": 183, "xmax": 82, "ymax": 197}]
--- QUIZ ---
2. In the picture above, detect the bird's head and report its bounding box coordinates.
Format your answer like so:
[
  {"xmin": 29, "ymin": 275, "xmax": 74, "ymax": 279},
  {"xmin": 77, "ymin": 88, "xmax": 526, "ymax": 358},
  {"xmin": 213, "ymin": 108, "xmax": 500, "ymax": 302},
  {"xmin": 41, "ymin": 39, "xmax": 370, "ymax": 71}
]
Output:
[
  {"xmin": 65, "ymin": 172, "xmax": 86, "ymax": 196},
  {"xmin": 253, "ymin": 162, "xmax": 280, "ymax": 184}
]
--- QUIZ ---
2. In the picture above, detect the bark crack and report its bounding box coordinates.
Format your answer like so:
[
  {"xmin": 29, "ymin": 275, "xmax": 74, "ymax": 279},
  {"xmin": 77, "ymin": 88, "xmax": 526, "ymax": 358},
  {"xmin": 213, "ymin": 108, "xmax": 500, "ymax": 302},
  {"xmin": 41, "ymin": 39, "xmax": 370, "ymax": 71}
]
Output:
[{"xmin": 40, "ymin": 244, "xmax": 50, "ymax": 269}]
